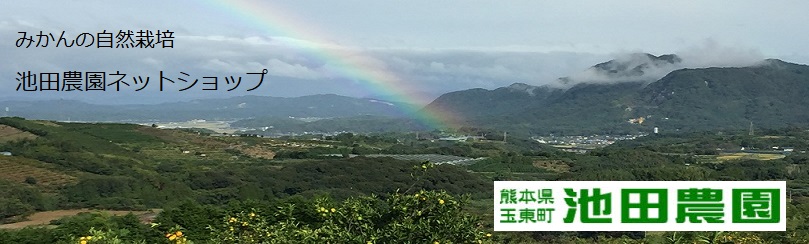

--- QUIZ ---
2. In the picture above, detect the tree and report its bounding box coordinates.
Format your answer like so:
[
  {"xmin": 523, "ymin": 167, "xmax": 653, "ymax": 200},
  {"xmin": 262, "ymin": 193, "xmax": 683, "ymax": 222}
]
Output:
[{"xmin": 24, "ymin": 176, "xmax": 37, "ymax": 185}]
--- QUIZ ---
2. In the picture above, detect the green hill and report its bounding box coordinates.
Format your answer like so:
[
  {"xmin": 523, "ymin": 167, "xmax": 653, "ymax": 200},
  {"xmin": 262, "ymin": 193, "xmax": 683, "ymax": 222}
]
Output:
[{"xmin": 0, "ymin": 117, "xmax": 490, "ymax": 221}]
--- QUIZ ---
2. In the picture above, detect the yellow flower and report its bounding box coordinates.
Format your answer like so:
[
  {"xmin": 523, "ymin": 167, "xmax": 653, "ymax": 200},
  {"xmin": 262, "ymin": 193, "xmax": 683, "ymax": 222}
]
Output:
[
  {"xmin": 80, "ymin": 241, "xmax": 87, "ymax": 244},
  {"xmin": 242, "ymin": 222, "xmax": 248, "ymax": 226},
  {"xmin": 169, "ymin": 235, "xmax": 177, "ymax": 241},
  {"xmin": 229, "ymin": 217, "xmax": 237, "ymax": 223},
  {"xmin": 330, "ymin": 208, "xmax": 336, "ymax": 213},
  {"xmin": 86, "ymin": 236, "xmax": 92, "ymax": 240},
  {"xmin": 175, "ymin": 231, "xmax": 183, "ymax": 237},
  {"xmin": 367, "ymin": 242, "xmax": 373, "ymax": 244},
  {"xmin": 486, "ymin": 233, "xmax": 492, "ymax": 237},
  {"xmin": 422, "ymin": 165, "xmax": 427, "ymax": 169},
  {"xmin": 414, "ymin": 194, "xmax": 419, "ymax": 197},
  {"xmin": 434, "ymin": 241, "xmax": 440, "ymax": 244},
  {"xmin": 80, "ymin": 237, "xmax": 87, "ymax": 241},
  {"xmin": 439, "ymin": 199, "xmax": 445, "ymax": 205},
  {"xmin": 320, "ymin": 207, "xmax": 326, "ymax": 212},
  {"xmin": 229, "ymin": 227, "xmax": 234, "ymax": 231},
  {"xmin": 249, "ymin": 212, "xmax": 256, "ymax": 217}
]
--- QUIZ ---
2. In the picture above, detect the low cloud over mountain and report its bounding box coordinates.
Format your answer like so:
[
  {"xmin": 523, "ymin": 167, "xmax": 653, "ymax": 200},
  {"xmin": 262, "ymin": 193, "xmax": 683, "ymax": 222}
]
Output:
[{"xmin": 555, "ymin": 42, "xmax": 765, "ymax": 87}]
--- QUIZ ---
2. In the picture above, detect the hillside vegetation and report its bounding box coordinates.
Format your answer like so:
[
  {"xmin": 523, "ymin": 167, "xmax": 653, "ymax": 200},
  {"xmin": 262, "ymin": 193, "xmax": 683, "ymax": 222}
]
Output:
[{"xmin": 2, "ymin": 117, "xmax": 809, "ymax": 242}]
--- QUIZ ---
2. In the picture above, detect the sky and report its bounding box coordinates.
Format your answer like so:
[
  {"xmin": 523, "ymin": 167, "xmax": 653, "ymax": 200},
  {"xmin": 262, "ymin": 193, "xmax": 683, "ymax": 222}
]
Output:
[{"xmin": 2, "ymin": 0, "xmax": 808, "ymax": 105}]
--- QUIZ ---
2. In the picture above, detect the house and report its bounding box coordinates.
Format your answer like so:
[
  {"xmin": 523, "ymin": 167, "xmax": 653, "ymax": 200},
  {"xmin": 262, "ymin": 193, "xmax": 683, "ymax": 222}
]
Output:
[{"xmin": 0, "ymin": 152, "xmax": 11, "ymax": 156}]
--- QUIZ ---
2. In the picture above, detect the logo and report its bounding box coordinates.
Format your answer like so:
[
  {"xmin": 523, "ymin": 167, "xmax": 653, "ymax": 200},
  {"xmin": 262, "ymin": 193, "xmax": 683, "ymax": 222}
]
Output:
[{"xmin": 494, "ymin": 181, "xmax": 786, "ymax": 231}]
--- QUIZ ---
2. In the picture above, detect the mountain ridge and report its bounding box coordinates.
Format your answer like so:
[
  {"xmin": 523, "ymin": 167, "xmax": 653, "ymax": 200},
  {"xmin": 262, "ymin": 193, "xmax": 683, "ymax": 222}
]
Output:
[
  {"xmin": 0, "ymin": 94, "xmax": 413, "ymax": 122},
  {"xmin": 424, "ymin": 53, "xmax": 809, "ymax": 134}
]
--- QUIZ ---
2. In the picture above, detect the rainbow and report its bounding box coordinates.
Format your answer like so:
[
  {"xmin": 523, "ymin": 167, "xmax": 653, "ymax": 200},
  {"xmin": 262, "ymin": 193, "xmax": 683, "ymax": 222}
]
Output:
[{"xmin": 202, "ymin": 0, "xmax": 464, "ymax": 130}]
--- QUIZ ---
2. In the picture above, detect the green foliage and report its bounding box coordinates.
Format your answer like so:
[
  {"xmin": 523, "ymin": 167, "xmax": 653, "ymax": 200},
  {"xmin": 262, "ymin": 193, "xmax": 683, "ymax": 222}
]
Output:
[
  {"xmin": 24, "ymin": 176, "xmax": 38, "ymax": 185},
  {"xmin": 7, "ymin": 119, "xmax": 809, "ymax": 242},
  {"xmin": 0, "ymin": 212, "xmax": 162, "ymax": 244},
  {"xmin": 468, "ymin": 154, "xmax": 549, "ymax": 173},
  {"xmin": 0, "ymin": 180, "xmax": 49, "ymax": 220},
  {"xmin": 0, "ymin": 117, "xmax": 49, "ymax": 136},
  {"xmin": 2, "ymin": 191, "xmax": 496, "ymax": 243},
  {"xmin": 208, "ymin": 190, "xmax": 495, "ymax": 244},
  {"xmin": 152, "ymin": 201, "xmax": 223, "ymax": 241}
]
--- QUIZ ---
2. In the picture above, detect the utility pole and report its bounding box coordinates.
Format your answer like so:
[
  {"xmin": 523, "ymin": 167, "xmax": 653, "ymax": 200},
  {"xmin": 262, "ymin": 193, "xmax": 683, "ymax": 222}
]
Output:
[
  {"xmin": 789, "ymin": 189, "xmax": 793, "ymax": 203},
  {"xmin": 749, "ymin": 121, "xmax": 754, "ymax": 136}
]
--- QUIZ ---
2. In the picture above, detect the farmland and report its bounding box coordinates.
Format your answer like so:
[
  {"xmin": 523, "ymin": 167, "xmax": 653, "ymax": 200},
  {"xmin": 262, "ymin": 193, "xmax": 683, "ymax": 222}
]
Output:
[
  {"xmin": 0, "ymin": 209, "xmax": 157, "ymax": 229},
  {"xmin": 0, "ymin": 156, "xmax": 77, "ymax": 190},
  {"xmin": 0, "ymin": 125, "xmax": 37, "ymax": 143},
  {"xmin": 715, "ymin": 152, "xmax": 786, "ymax": 161}
]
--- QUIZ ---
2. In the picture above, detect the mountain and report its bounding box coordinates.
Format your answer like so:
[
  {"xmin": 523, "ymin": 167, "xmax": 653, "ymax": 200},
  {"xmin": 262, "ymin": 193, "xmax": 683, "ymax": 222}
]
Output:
[
  {"xmin": 636, "ymin": 59, "xmax": 809, "ymax": 131},
  {"xmin": 424, "ymin": 54, "xmax": 809, "ymax": 135},
  {"xmin": 424, "ymin": 53, "xmax": 676, "ymax": 134},
  {"xmin": 0, "ymin": 94, "xmax": 413, "ymax": 122},
  {"xmin": 424, "ymin": 84, "xmax": 564, "ymax": 119}
]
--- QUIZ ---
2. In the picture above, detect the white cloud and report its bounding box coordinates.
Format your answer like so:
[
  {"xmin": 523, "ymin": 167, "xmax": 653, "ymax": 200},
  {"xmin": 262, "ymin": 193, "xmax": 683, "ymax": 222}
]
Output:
[
  {"xmin": 141, "ymin": 57, "xmax": 162, "ymax": 67},
  {"xmin": 677, "ymin": 40, "xmax": 764, "ymax": 68},
  {"xmin": 200, "ymin": 59, "xmax": 235, "ymax": 72},
  {"xmin": 264, "ymin": 58, "xmax": 323, "ymax": 80},
  {"xmin": 556, "ymin": 41, "xmax": 768, "ymax": 87},
  {"xmin": 0, "ymin": 12, "xmax": 789, "ymax": 103}
]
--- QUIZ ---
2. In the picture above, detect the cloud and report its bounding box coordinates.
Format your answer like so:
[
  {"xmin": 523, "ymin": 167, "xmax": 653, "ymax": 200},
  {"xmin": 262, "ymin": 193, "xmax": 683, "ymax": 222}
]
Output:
[
  {"xmin": 369, "ymin": 49, "xmax": 605, "ymax": 89},
  {"xmin": 559, "ymin": 53, "xmax": 682, "ymax": 86},
  {"xmin": 676, "ymin": 39, "xmax": 764, "ymax": 68},
  {"xmin": 264, "ymin": 58, "xmax": 324, "ymax": 80},
  {"xmin": 0, "ymin": 24, "xmax": 609, "ymax": 102},
  {"xmin": 0, "ymin": 15, "xmax": 772, "ymax": 104},
  {"xmin": 141, "ymin": 57, "xmax": 162, "ymax": 66},
  {"xmin": 555, "ymin": 41, "xmax": 767, "ymax": 87}
]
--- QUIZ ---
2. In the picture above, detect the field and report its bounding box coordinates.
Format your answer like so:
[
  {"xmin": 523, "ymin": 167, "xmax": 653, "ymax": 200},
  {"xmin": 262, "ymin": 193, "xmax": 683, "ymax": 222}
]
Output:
[
  {"xmin": 0, "ymin": 156, "xmax": 77, "ymax": 189},
  {"xmin": 0, "ymin": 125, "xmax": 37, "ymax": 143},
  {"xmin": 146, "ymin": 120, "xmax": 237, "ymax": 134},
  {"xmin": 533, "ymin": 159, "xmax": 571, "ymax": 173},
  {"xmin": 0, "ymin": 209, "xmax": 159, "ymax": 229},
  {"xmin": 715, "ymin": 152, "xmax": 786, "ymax": 161}
]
